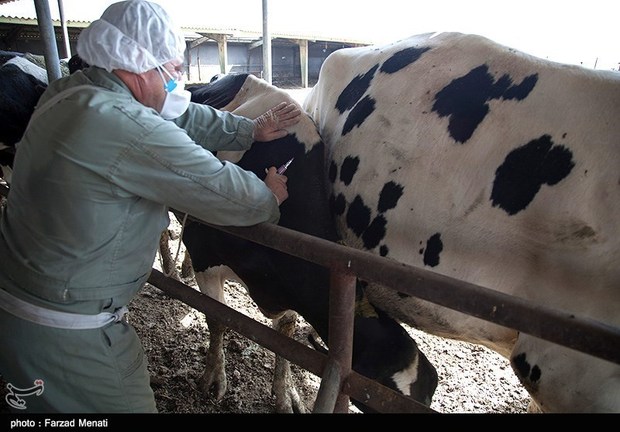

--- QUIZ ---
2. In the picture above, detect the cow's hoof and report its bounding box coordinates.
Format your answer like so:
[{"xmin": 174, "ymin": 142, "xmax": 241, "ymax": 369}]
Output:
[{"xmin": 198, "ymin": 369, "xmax": 227, "ymax": 401}]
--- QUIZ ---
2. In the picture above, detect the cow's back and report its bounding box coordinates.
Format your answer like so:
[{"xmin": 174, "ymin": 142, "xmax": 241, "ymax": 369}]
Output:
[{"xmin": 304, "ymin": 32, "xmax": 620, "ymax": 412}]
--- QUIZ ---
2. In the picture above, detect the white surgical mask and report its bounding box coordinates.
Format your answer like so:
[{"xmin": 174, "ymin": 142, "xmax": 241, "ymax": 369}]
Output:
[{"xmin": 157, "ymin": 65, "xmax": 191, "ymax": 120}]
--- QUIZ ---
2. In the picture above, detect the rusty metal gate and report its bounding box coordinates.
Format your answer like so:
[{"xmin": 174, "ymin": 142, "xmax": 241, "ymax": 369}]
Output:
[{"xmin": 147, "ymin": 214, "xmax": 620, "ymax": 413}]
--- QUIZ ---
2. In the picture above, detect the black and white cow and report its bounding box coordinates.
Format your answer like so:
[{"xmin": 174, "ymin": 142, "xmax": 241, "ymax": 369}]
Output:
[
  {"xmin": 0, "ymin": 54, "xmax": 47, "ymax": 183},
  {"xmin": 303, "ymin": 32, "xmax": 620, "ymax": 413},
  {"xmin": 0, "ymin": 53, "xmax": 93, "ymax": 184},
  {"xmin": 182, "ymin": 73, "xmax": 438, "ymax": 413}
]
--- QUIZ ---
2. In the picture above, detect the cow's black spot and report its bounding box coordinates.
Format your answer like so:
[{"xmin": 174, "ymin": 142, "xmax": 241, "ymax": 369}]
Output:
[
  {"xmin": 432, "ymin": 64, "xmax": 538, "ymax": 144},
  {"xmin": 530, "ymin": 365, "xmax": 542, "ymax": 383},
  {"xmin": 336, "ymin": 64, "xmax": 379, "ymax": 113},
  {"xmin": 491, "ymin": 135, "xmax": 574, "ymax": 215},
  {"xmin": 432, "ymin": 65, "xmax": 493, "ymax": 143},
  {"xmin": 502, "ymin": 73, "xmax": 538, "ymax": 101},
  {"xmin": 379, "ymin": 245, "xmax": 389, "ymax": 257},
  {"xmin": 380, "ymin": 46, "xmax": 431, "ymax": 74},
  {"xmin": 236, "ymin": 135, "xmax": 302, "ymax": 178},
  {"xmin": 378, "ymin": 181, "xmax": 404, "ymax": 213},
  {"xmin": 487, "ymin": 73, "xmax": 537, "ymax": 101},
  {"xmin": 489, "ymin": 74, "xmax": 512, "ymax": 99},
  {"xmin": 422, "ymin": 233, "xmax": 443, "ymax": 267},
  {"xmin": 331, "ymin": 193, "xmax": 346, "ymax": 216},
  {"xmin": 362, "ymin": 215, "xmax": 387, "ymax": 250},
  {"xmin": 346, "ymin": 195, "xmax": 372, "ymax": 237},
  {"xmin": 511, "ymin": 352, "xmax": 540, "ymax": 383},
  {"xmin": 342, "ymin": 95, "xmax": 376, "ymax": 136},
  {"xmin": 340, "ymin": 156, "xmax": 360, "ymax": 185},
  {"xmin": 187, "ymin": 73, "xmax": 250, "ymax": 108},
  {"xmin": 328, "ymin": 160, "xmax": 338, "ymax": 184},
  {"xmin": 512, "ymin": 352, "xmax": 531, "ymax": 379}
]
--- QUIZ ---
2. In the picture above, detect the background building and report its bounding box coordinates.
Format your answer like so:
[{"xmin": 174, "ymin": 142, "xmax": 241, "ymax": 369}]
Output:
[{"xmin": 0, "ymin": 1, "xmax": 370, "ymax": 87}]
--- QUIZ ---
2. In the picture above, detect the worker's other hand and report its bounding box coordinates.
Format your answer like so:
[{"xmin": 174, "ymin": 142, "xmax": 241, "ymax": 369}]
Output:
[
  {"xmin": 264, "ymin": 166, "xmax": 288, "ymax": 205},
  {"xmin": 253, "ymin": 102, "xmax": 302, "ymax": 142}
]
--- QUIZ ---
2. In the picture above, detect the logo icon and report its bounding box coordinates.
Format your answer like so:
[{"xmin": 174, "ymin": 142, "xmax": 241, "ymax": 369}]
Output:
[{"xmin": 5, "ymin": 379, "xmax": 44, "ymax": 410}]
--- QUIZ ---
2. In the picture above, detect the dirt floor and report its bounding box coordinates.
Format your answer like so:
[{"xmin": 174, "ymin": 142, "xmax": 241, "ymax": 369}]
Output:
[
  {"xmin": 132, "ymin": 277, "xmax": 531, "ymax": 414},
  {"xmin": 130, "ymin": 218, "xmax": 531, "ymax": 414}
]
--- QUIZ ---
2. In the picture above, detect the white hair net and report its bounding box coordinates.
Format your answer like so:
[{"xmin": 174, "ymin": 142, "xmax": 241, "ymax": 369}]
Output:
[{"xmin": 76, "ymin": 0, "xmax": 185, "ymax": 73}]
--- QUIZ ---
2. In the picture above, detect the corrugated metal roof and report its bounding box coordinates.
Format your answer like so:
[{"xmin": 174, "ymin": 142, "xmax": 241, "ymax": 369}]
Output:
[{"xmin": 0, "ymin": 0, "xmax": 374, "ymax": 45}]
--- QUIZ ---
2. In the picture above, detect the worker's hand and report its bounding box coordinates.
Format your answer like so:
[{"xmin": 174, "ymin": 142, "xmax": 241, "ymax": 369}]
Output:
[
  {"xmin": 252, "ymin": 102, "xmax": 302, "ymax": 142},
  {"xmin": 264, "ymin": 166, "xmax": 288, "ymax": 205}
]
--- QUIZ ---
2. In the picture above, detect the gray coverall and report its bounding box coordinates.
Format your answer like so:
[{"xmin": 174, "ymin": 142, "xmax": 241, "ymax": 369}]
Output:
[{"xmin": 0, "ymin": 66, "xmax": 280, "ymax": 413}]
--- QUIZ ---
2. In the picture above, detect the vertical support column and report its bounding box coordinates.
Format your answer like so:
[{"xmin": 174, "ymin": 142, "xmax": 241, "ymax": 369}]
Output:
[
  {"xmin": 262, "ymin": 0, "xmax": 272, "ymax": 84},
  {"xmin": 34, "ymin": 0, "xmax": 61, "ymax": 82},
  {"xmin": 298, "ymin": 39, "xmax": 308, "ymax": 88},
  {"xmin": 312, "ymin": 359, "xmax": 342, "ymax": 413},
  {"xmin": 328, "ymin": 270, "xmax": 356, "ymax": 412},
  {"xmin": 213, "ymin": 35, "xmax": 228, "ymax": 75},
  {"xmin": 57, "ymin": 0, "xmax": 71, "ymax": 59},
  {"xmin": 184, "ymin": 41, "xmax": 191, "ymax": 82}
]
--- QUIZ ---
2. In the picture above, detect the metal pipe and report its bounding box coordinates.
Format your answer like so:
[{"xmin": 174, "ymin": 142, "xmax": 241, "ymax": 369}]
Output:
[
  {"xmin": 57, "ymin": 0, "xmax": 71, "ymax": 59},
  {"xmin": 175, "ymin": 215, "xmax": 620, "ymax": 366},
  {"xmin": 261, "ymin": 0, "xmax": 271, "ymax": 84},
  {"xmin": 313, "ymin": 359, "xmax": 341, "ymax": 413},
  {"xmin": 33, "ymin": 0, "xmax": 62, "ymax": 82},
  {"xmin": 328, "ymin": 270, "xmax": 356, "ymax": 412}
]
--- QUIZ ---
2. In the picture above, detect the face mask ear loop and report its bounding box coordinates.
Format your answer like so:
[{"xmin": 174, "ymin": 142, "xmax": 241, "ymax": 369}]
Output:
[{"xmin": 157, "ymin": 66, "xmax": 177, "ymax": 92}]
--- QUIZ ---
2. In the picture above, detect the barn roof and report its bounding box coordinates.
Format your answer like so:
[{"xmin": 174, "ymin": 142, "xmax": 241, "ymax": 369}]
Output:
[{"xmin": 0, "ymin": 0, "xmax": 372, "ymax": 45}]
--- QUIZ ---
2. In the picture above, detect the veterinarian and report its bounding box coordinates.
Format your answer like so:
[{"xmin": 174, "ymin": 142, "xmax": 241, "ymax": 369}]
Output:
[{"xmin": 0, "ymin": 0, "xmax": 300, "ymax": 413}]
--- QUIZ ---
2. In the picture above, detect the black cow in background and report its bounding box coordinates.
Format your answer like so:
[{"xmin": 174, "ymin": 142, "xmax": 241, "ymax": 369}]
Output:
[
  {"xmin": 0, "ymin": 51, "xmax": 79, "ymax": 182},
  {"xmin": 0, "ymin": 52, "xmax": 47, "ymax": 182},
  {"xmin": 68, "ymin": 54, "xmax": 89, "ymax": 75}
]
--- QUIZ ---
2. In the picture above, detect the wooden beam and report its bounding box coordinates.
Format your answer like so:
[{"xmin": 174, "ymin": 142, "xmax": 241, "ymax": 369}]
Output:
[
  {"xmin": 189, "ymin": 36, "xmax": 211, "ymax": 49},
  {"xmin": 289, "ymin": 39, "xmax": 309, "ymax": 88},
  {"xmin": 213, "ymin": 34, "xmax": 228, "ymax": 75},
  {"xmin": 249, "ymin": 40, "xmax": 263, "ymax": 51},
  {"xmin": 298, "ymin": 39, "xmax": 308, "ymax": 88}
]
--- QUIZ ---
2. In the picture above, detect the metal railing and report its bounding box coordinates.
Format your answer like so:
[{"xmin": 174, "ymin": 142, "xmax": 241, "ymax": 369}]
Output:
[
  {"xmin": 147, "ymin": 214, "xmax": 620, "ymax": 413},
  {"xmin": 148, "ymin": 269, "xmax": 435, "ymax": 413}
]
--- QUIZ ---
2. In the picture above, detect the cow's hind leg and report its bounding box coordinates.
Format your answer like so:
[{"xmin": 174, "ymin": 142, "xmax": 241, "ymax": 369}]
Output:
[
  {"xmin": 194, "ymin": 266, "xmax": 230, "ymax": 400},
  {"xmin": 180, "ymin": 250, "xmax": 194, "ymax": 279},
  {"xmin": 158, "ymin": 229, "xmax": 179, "ymax": 280},
  {"xmin": 193, "ymin": 266, "xmax": 308, "ymax": 412},
  {"xmin": 198, "ymin": 319, "xmax": 227, "ymax": 400},
  {"xmin": 270, "ymin": 310, "xmax": 307, "ymax": 413}
]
